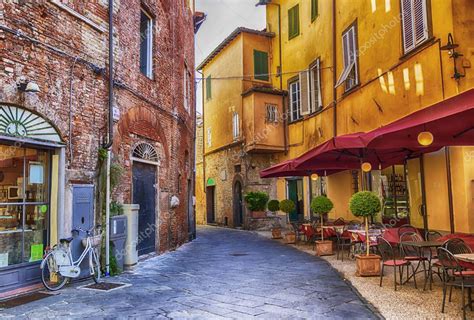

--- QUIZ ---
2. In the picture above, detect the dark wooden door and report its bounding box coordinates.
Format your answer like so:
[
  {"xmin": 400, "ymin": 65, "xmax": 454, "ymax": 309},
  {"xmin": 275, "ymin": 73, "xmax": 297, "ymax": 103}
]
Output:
[
  {"xmin": 132, "ymin": 162, "xmax": 156, "ymax": 255},
  {"xmin": 233, "ymin": 181, "xmax": 243, "ymax": 227},
  {"xmin": 206, "ymin": 186, "xmax": 215, "ymax": 223}
]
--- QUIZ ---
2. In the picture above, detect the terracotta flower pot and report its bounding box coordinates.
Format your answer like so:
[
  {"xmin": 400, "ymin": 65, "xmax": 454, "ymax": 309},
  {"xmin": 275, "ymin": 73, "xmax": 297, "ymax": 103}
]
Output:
[
  {"xmin": 251, "ymin": 211, "xmax": 266, "ymax": 219},
  {"xmin": 355, "ymin": 254, "xmax": 381, "ymax": 277},
  {"xmin": 315, "ymin": 240, "xmax": 333, "ymax": 256},
  {"xmin": 285, "ymin": 232, "xmax": 296, "ymax": 244},
  {"xmin": 271, "ymin": 227, "xmax": 282, "ymax": 239}
]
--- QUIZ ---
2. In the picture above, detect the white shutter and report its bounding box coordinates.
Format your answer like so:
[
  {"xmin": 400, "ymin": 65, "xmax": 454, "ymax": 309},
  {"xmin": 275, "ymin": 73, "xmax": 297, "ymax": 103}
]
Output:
[
  {"xmin": 315, "ymin": 60, "xmax": 322, "ymax": 111},
  {"xmin": 342, "ymin": 32, "xmax": 350, "ymax": 68},
  {"xmin": 413, "ymin": 0, "xmax": 428, "ymax": 45},
  {"xmin": 299, "ymin": 70, "xmax": 311, "ymax": 116},
  {"xmin": 401, "ymin": 0, "xmax": 415, "ymax": 52}
]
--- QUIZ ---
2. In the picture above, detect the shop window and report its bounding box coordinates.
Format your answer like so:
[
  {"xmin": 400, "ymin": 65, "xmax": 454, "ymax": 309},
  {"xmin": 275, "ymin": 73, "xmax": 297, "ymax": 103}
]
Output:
[
  {"xmin": 401, "ymin": 0, "xmax": 429, "ymax": 53},
  {"xmin": 336, "ymin": 23, "xmax": 359, "ymax": 91},
  {"xmin": 380, "ymin": 165, "xmax": 409, "ymax": 223},
  {"xmin": 289, "ymin": 78, "xmax": 301, "ymax": 122},
  {"xmin": 253, "ymin": 50, "xmax": 269, "ymax": 81},
  {"xmin": 0, "ymin": 145, "xmax": 51, "ymax": 268},
  {"xmin": 351, "ymin": 170, "xmax": 360, "ymax": 194},
  {"xmin": 288, "ymin": 4, "xmax": 300, "ymax": 40},
  {"xmin": 140, "ymin": 9, "xmax": 153, "ymax": 78}
]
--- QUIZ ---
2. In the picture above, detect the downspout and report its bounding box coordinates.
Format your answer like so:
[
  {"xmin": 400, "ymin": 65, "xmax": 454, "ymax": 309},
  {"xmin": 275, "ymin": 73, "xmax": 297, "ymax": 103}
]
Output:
[
  {"xmin": 332, "ymin": 0, "xmax": 337, "ymax": 138},
  {"xmin": 276, "ymin": 4, "xmax": 286, "ymax": 153},
  {"xmin": 197, "ymin": 69, "xmax": 206, "ymax": 221},
  {"xmin": 103, "ymin": 0, "xmax": 114, "ymax": 276}
]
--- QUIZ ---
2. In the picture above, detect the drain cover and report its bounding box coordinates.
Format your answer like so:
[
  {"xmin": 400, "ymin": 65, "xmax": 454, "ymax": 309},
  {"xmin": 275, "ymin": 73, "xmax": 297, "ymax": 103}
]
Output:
[
  {"xmin": 80, "ymin": 282, "xmax": 130, "ymax": 292},
  {"xmin": 230, "ymin": 253, "xmax": 249, "ymax": 256},
  {"xmin": 0, "ymin": 292, "xmax": 54, "ymax": 309}
]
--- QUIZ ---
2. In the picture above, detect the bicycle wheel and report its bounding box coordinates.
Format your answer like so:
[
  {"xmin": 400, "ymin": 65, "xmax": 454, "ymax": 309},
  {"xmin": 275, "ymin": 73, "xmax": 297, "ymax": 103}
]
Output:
[
  {"xmin": 41, "ymin": 251, "xmax": 69, "ymax": 291},
  {"xmin": 91, "ymin": 248, "xmax": 101, "ymax": 283}
]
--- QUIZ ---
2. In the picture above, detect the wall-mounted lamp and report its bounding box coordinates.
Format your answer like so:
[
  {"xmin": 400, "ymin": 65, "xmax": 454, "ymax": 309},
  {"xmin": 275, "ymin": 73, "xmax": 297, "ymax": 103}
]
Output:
[
  {"xmin": 310, "ymin": 173, "xmax": 319, "ymax": 181},
  {"xmin": 440, "ymin": 33, "xmax": 465, "ymax": 81},
  {"xmin": 17, "ymin": 78, "xmax": 41, "ymax": 93}
]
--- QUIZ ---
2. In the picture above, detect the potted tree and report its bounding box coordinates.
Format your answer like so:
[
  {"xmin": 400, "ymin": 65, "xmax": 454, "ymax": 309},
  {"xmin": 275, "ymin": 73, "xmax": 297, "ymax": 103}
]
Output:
[
  {"xmin": 268, "ymin": 200, "xmax": 282, "ymax": 239},
  {"xmin": 279, "ymin": 199, "xmax": 296, "ymax": 244},
  {"xmin": 349, "ymin": 191, "xmax": 382, "ymax": 276},
  {"xmin": 244, "ymin": 191, "xmax": 269, "ymax": 219},
  {"xmin": 311, "ymin": 196, "xmax": 334, "ymax": 256}
]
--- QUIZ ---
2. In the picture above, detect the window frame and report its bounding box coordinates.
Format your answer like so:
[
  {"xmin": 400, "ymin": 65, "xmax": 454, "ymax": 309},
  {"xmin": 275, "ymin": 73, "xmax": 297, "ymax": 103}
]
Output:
[
  {"xmin": 288, "ymin": 4, "xmax": 300, "ymax": 40},
  {"xmin": 309, "ymin": 58, "xmax": 322, "ymax": 113},
  {"xmin": 400, "ymin": 0, "xmax": 430, "ymax": 54},
  {"xmin": 253, "ymin": 50, "xmax": 269, "ymax": 82},
  {"xmin": 139, "ymin": 9, "xmax": 154, "ymax": 79},
  {"xmin": 206, "ymin": 75, "xmax": 212, "ymax": 100},
  {"xmin": 311, "ymin": 0, "xmax": 319, "ymax": 22},
  {"xmin": 288, "ymin": 77, "xmax": 302, "ymax": 123},
  {"xmin": 183, "ymin": 64, "xmax": 192, "ymax": 112},
  {"xmin": 265, "ymin": 104, "xmax": 278, "ymax": 123},
  {"xmin": 232, "ymin": 112, "xmax": 240, "ymax": 140},
  {"xmin": 336, "ymin": 22, "xmax": 359, "ymax": 92}
]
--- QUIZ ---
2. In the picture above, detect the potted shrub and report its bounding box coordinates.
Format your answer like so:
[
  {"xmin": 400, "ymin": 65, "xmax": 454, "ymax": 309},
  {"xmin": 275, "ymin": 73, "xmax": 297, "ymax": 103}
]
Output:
[
  {"xmin": 268, "ymin": 200, "xmax": 282, "ymax": 239},
  {"xmin": 349, "ymin": 191, "xmax": 382, "ymax": 276},
  {"xmin": 244, "ymin": 192, "xmax": 269, "ymax": 218},
  {"xmin": 279, "ymin": 199, "xmax": 296, "ymax": 244},
  {"xmin": 311, "ymin": 196, "xmax": 334, "ymax": 256}
]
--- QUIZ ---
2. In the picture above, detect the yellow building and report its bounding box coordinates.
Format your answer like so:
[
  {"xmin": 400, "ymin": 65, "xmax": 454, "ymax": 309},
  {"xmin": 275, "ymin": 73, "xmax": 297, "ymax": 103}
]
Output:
[
  {"xmin": 196, "ymin": 28, "xmax": 286, "ymax": 227},
  {"xmin": 260, "ymin": 0, "xmax": 474, "ymax": 232}
]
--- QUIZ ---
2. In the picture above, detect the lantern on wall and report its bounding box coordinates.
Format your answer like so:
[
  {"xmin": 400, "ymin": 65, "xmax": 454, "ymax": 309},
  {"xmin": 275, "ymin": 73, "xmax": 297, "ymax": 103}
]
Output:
[
  {"xmin": 361, "ymin": 162, "xmax": 372, "ymax": 172},
  {"xmin": 310, "ymin": 173, "xmax": 319, "ymax": 181},
  {"xmin": 417, "ymin": 131, "xmax": 434, "ymax": 146}
]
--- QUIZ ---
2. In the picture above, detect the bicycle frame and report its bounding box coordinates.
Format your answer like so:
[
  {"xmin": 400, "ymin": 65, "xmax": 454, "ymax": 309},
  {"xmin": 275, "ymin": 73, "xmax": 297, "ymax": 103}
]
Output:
[{"xmin": 53, "ymin": 235, "xmax": 99, "ymax": 278}]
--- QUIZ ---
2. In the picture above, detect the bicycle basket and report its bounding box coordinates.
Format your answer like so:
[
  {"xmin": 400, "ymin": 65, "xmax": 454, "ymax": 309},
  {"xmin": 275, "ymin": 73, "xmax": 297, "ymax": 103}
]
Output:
[{"xmin": 82, "ymin": 234, "xmax": 102, "ymax": 248}]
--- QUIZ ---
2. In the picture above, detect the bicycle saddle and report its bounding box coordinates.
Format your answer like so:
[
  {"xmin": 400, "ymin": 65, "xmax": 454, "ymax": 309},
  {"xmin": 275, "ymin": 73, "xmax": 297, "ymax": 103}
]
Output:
[{"xmin": 60, "ymin": 237, "xmax": 74, "ymax": 243}]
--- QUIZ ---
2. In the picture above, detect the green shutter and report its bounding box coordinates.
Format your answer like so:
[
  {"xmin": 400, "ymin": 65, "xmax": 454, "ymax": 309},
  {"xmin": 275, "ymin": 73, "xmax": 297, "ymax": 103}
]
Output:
[
  {"xmin": 206, "ymin": 75, "xmax": 212, "ymax": 99},
  {"xmin": 254, "ymin": 50, "xmax": 269, "ymax": 81},
  {"xmin": 311, "ymin": 0, "xmax": 318, "ymax": 21},
  {"xmin": 288, "ymin": 5, "xmax": 300, "ymax": 40}
]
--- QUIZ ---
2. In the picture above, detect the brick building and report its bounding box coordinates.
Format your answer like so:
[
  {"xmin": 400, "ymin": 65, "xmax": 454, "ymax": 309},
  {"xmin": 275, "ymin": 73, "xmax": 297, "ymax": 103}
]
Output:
[{"xmin": 0, "ymin": 0, "xmax": 198, "ymax": 294}]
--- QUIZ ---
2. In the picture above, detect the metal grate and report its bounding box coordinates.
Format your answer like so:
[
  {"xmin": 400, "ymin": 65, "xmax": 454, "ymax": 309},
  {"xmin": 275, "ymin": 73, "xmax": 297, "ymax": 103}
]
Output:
[
  {"xmin": 132, "ymin": 143, "xmax": 159, "ymax": 162},
  {"xmin": 80, "ymin": 282, "xmax": 130, "ymax": 292},
  {"xmin": 0, "ymin": 292, "xmax": 54, "ymax": 309}
]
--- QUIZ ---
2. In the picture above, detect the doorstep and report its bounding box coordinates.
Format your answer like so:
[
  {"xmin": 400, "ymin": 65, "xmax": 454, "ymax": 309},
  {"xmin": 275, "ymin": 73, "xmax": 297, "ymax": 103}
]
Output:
[{"xmin": 0, "ymin": 283, "xmax": 43, "ymax": 300}]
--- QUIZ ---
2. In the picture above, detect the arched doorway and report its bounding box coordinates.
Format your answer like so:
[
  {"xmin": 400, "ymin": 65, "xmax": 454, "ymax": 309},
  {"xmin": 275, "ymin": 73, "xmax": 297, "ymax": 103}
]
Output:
[
  {"xmin": 132, "ymin": 143, "xmax": 160, "ymax": 255},
  {"xmin": 233, "ymin": 179, "xmax": 244, "ymax": 228}
]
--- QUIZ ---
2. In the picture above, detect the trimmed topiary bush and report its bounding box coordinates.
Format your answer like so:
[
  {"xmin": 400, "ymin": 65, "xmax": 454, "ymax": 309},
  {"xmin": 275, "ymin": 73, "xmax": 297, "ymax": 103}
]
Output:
[
  {"xmin": 267, "ymin": 200, "xmax": 280, "ymax": 213},
  {"xmin": 311, "ymin": 196, "xmax": 334, "ymax": 215},
  {"xmin": 279, "ymin": 199, "xmax": 295, "ymax": 214},
  {"xmin": 244, "ymin": 191, "xmax": 269, "ymax": 211},
  {"xmin": 349, "ymin": 191, "xmax": 381, "ymax": 255}
]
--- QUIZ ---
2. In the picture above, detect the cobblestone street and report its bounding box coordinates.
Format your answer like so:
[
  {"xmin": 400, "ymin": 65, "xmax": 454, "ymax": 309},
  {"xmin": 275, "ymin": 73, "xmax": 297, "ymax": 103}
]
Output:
[{"xmin": 0, "ymin": 227, "xmax": 378, "ymax": 319}]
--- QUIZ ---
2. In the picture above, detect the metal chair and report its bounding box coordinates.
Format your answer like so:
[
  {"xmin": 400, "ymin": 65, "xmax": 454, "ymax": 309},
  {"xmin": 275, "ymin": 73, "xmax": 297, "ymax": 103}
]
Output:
[
  {"xmin": 445, "ymin": 238, "xmax": 473, "ymax": 255},
  {"xmin": 378, "ymin": 237, "xmax": 417, "ymax": 291},
  {"xmin": 398, "ymin": 224, "xmax": 418, "ymax": 239},
  {"xmin": 335, "ymin": 225, "xmax": 352, "ymax": 261},
  {"xmin": 425, "ymin": 230, "xmax": 443, "ymax": 241},
  {"xmin": 437, "ymin": 247, "xmax": 474, "ymax": 319},
  {"xmin": 400, "ymin": 232, "xmax": 429, "ymax": 284}
]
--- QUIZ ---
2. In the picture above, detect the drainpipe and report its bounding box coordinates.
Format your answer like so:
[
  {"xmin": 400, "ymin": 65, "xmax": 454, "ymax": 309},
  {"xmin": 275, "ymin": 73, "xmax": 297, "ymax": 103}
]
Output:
[
  {"xmin": 197, "ymin": 69, "xmax": 206, "ymax": 220},
  {"xmin": 102, "ymin": 0, "xmax": 115, "ymax": 276},
  {"xmin": 332, "ymin": 0, "xmax": 337, "ymax": 138}
]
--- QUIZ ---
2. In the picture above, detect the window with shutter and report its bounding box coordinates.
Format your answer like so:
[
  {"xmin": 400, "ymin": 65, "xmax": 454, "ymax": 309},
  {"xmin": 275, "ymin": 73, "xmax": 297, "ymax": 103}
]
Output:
[
  {"xmin": 140, "ymin": 10, "xmax": 153, "ymax": 78},
  {"xmin": 310, "ymin": 59, "xmax": 322, "ymax": 113},
  {"xmin": 335, "ymin": 24, "xmax": 358, "ymax": 91},
  {"xmin": 265, "ymin": 104, "xmax": 278, "ymax": 123},
  {"xmin": 299, "ymin": 70, "xmax": 311, "ymax": 116},
  {"xmin": 289, "ymin": 79, "xmax": 301, "ymax": 122},
  {"xmin": 401, "ymin": 0, "xmax": 428, "ymax": 53},
  {"xmin": 206, "ymin": 75, "xmax": 212, "ymax": 100},
  {"xmin": 288, "ymin": 5, "xmax": 300, "ymax": 40},
  {"xmin": 311, "ymin": 0, "xmax": 319, "ymax": 22},
  {"xmin": 254, "ymin": 50, "xmax": 269, "ymax": 81},
  {"xmin": 232, "ymin": 112, "xmax": 240, "ymax": 140}
]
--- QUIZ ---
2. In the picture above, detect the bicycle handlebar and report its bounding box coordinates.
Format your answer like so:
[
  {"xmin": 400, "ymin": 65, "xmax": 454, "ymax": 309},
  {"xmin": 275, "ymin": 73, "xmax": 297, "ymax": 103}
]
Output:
[{"xmin": 71, "ymin": 225, "xmax": 102, "ymax": 235}]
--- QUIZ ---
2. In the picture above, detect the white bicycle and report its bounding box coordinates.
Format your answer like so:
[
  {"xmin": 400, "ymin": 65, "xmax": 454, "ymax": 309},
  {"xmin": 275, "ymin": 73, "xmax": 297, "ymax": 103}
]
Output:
[{"xmin": 41, "ymin": 225, "xmax": 102, "ymax": 291}]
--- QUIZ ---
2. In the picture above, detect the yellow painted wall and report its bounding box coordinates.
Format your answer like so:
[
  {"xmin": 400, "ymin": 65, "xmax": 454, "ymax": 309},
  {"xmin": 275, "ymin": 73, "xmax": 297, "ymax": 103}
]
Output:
[{"xmin": 268, "ymin": 0, "xmax": 474, "ymax": 231}]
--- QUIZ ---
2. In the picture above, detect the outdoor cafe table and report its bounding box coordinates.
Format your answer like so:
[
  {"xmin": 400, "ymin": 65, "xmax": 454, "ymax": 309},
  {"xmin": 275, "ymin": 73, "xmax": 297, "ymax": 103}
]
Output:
[{"xmin": 399, "ymin": 240, "xmax": 444, "ymax": 290}]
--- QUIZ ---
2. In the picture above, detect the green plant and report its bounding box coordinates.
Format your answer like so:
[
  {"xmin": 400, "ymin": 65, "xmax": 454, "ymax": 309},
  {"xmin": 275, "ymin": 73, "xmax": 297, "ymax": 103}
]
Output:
[
  {"xmin": 267, "ymin": 199, "xmax": 280, "ymax": 213},
  {"xmin": 110, "ymin": 201, "xmax": 124, "ymax": 217},
  {"xmin": 349, "ymin": 191, "xmax": 381, "ymax": 255},
  {"xmin": 244, "ymin": 192, "xmax": 269, "ymax": 211},
  {"xmin": 279, "ymin": 199, "xmax": 295, "ymax": 214},
  {"xmin": 311, "ymin": 196, "xmax": 334, "ymax": 241}
]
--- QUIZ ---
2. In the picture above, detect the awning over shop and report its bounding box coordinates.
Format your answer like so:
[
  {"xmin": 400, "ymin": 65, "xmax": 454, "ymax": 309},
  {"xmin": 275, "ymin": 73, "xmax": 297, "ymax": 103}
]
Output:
[{"xmin": 259, "ymin": 159, "xmax": 345, "ymax": 178}]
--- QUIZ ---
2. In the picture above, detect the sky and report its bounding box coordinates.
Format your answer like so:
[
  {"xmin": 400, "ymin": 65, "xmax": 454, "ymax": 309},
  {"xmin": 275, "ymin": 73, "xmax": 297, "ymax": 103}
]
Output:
[{"xmin": 195, "ymin": 0, "xmax": 267, "ymax": 114}]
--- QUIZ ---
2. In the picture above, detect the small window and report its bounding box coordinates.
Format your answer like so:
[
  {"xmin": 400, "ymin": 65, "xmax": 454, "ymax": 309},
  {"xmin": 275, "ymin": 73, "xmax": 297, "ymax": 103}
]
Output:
[
  {"xmin": 310, "ymin": 59, "xmax": 322, "ymax": 113},
  {"xmin": 265, "ymin": 104, "xmax": 278, "ymax": 123},
  {"xmin": 335, "ymin": 24, "xmax": 358, "ymax": 91},
  {"xmin": 232, "ymin": 112, "xmax": 240, "ymax": 140},
  {"xmin": 140, "ymin": 10, "xmax": 153, "ymax": 78},
  {"xmin": 311, "ymin": 0, "xmax": 319, "ymax": 22},
  {"xmin": 206, "ymin": 75, "xmax": 212, "ymax": 100},
  {"xmin": 288, "ymin": 4, "xmax": 300, "ymax": 40},
  {"xmin": 289, "ymin": 79, "xmax": 301, "ymax": 122},
  {"xmin": 207, "ymin": 127, "xmax": 212, "ymax": 147},
  {"xmin": 401, "ymin": 0, "xmax": 429, "ymax": 53},
  {"xmin": 254, "ymin": 50, "xmax": 269, "ymax": 81},
  {"xmin": 184, "ymin": 65, "xmax": 192, "ymax": 112}
]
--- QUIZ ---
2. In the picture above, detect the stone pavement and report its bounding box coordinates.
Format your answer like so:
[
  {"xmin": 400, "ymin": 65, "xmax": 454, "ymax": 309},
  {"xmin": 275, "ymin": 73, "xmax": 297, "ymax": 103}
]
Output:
[{"xmin": 0, "ymin": 226, "xmax": 380, "ymax": 319}]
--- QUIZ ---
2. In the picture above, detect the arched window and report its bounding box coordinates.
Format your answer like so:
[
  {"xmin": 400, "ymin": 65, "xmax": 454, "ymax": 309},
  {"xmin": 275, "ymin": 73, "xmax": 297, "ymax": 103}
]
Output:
[{"xmin": 132, "ymin": 143, "xmax": 159, "ymax": 162}]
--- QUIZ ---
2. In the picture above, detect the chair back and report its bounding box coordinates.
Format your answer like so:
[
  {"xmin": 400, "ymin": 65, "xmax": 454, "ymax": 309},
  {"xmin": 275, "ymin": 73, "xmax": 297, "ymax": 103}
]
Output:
[
  {"xmin": 377, "ymin": 237, "xmax": 395, "ymax": 262},
  {"xmin": 437, "ymin": 247, "xmax": 462, "ymax": 276},
  {"xmin": 398, "ymin": 224, "xmax": 417, "ymax": 238},
  {"xmin": 347, "ymin": 220, "xmax": 361, "ymax": 230},
  {"xmin": 400, "ymin": 232, "xmax": 423, "ymax": 258},
  {"xmin": 333, "ymin": 218, "xmax": 345, "ymax": 226},
  {"xmin": 425, "ymin": 230, "xmax": 442, "ymax": 241},
  {"xmin": 444, "ymin": 238, "xmax": 472, "ymax": 254}
]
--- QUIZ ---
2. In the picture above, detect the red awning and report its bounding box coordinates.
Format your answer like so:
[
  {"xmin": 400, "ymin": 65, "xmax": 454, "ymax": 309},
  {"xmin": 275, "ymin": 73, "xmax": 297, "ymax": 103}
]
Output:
[
  {"xmin": 364, "ymin": 88, "xmax": 474, "ymax": 149},
  {"xmin": 259, "ymin": 159, "xmax": 345, "ymax": 178}
]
